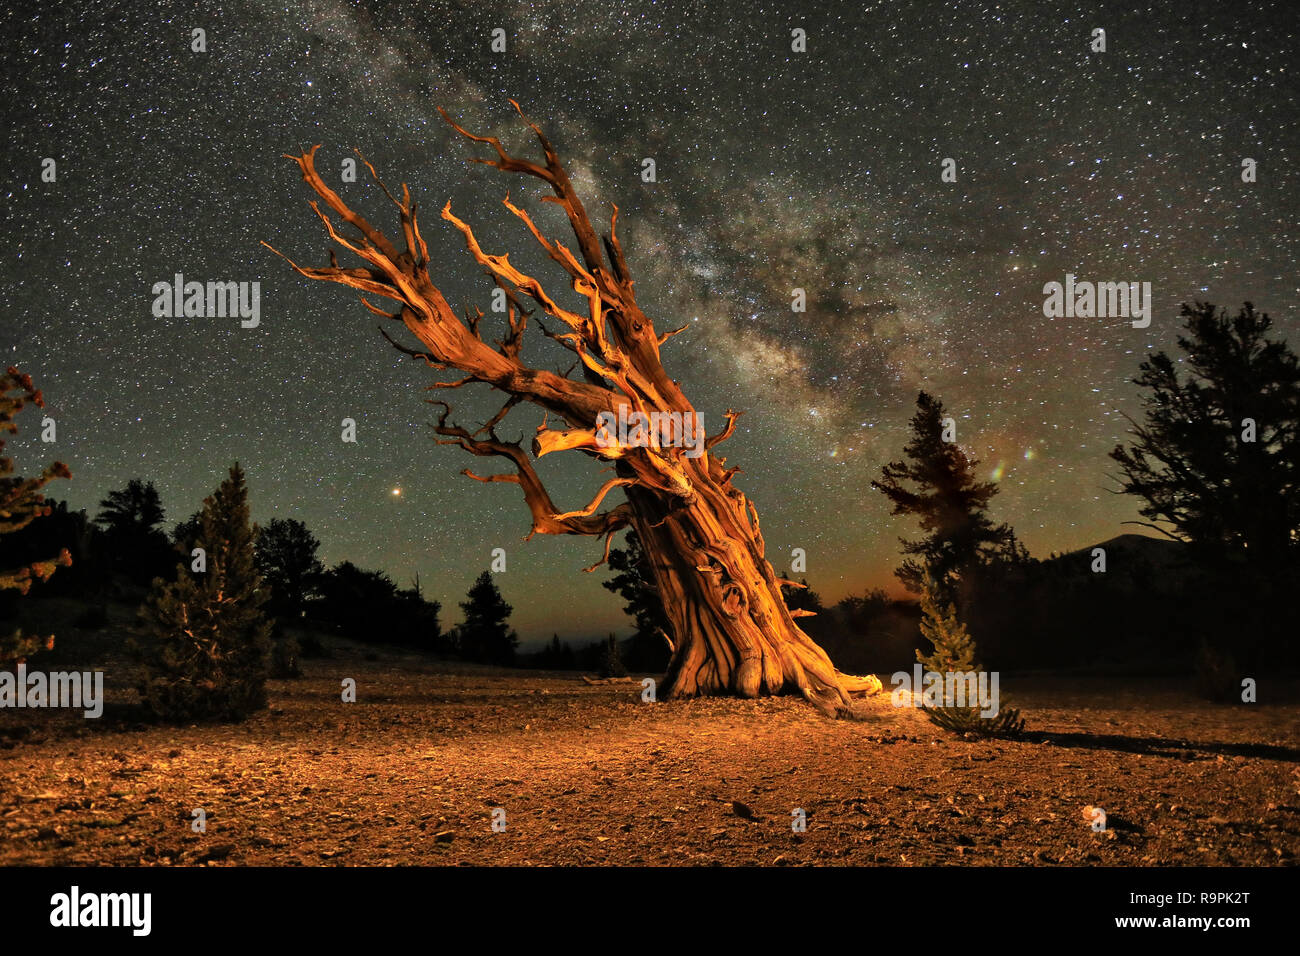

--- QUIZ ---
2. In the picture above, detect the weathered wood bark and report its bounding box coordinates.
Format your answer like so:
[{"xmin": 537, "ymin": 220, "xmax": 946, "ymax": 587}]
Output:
[{"xmin": 265, "ymin": 102, "xmax": 881, "ymax": 715}]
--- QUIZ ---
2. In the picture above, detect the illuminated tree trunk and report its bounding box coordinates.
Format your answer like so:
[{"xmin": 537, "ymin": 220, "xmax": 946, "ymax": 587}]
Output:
[
  {"xmin": 266, "ymin": 102, "xmax": 880, "ymax": 715},
  {"xmin": 626, "ymin": 485, "xmax": 878, "ymax": 712}
]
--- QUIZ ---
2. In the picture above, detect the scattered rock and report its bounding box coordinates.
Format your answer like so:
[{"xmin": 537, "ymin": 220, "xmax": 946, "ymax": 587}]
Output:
[
  {"xmin": 730, "ymin": 800, "xmax": 756, "ymax": 820},
  {"xmin": 196, "ymin": 844, "xmax": 234, "ymax": 864}
]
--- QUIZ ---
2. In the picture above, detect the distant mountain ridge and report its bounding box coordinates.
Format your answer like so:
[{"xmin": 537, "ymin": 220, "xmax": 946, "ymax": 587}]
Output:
[
  {"xmin": 1056, "ymin": 532, "xmax": 1187, "ymax": 565},
  {"xmin": 1038, "ymin": 532, "xmax": 1193, "ymax": 591}
]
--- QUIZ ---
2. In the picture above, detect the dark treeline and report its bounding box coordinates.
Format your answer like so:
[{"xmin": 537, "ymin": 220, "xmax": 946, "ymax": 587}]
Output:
[
  {"xmin": 5, "ymin": 301, "xmax": 1297, "ymax": 698},
  {"xmin": 0, "ymin": 479, "xmax": 524, "ymax": 667},
  {"xmin": 852, "ymin": 301, "xmax": 1300, "ymax": 696},
  {"xmin": 783, "ymin": 535, "xmax": 1270, "ymax": 681},
  {"xmin": 0, "ymin": 471, "xmax": 636, "ymax": 673}
]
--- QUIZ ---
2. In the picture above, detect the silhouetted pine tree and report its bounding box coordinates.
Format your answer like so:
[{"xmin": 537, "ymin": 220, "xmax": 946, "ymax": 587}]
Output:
[
  {"xmin": 872, "ymin": 391, "xmax": 1021, "ymax": 603},
  {"xmin": 255, "ymin": 517, "xmax": 324, "ymax": 618},
  {"xmin": 1110, "ymin": 301, "xmax": 1300, "ymax": 665},
  {"xmin": 602, "ymin": 528, "xmax": 671, "ymax": 671},
  {"xmin": 598, "ymin": 633, "xmax": 627, "ymax": 678},
  {"xmin": 457, "ymin": 571, "xmax": 517, "ymax": 666},
  {"xmin": 1110, "ymin": 302, "xmax": 1300, "ymax": 568},
  {"xmin": 95, "ymin": 478, "xmax": 172, "ymax": 586},
  {"xmin": 134, "ymin": 464, "xmax": 271, "ymax": 721}
]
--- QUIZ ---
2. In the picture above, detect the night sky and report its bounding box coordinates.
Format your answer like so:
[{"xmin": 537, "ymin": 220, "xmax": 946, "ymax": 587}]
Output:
[{"xmin": 2, "ymin": 1, "xmax": 1297, "ymax": 644}]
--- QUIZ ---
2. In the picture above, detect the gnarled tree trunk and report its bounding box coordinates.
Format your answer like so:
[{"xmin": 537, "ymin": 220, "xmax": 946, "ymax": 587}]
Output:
[
  {"xmin": 626, "ymin": 482, "xmax": 878, "ymax": 713},
  {"xmin": 266, "ymin": 101, "xmax": 880, "ymax": 715}
]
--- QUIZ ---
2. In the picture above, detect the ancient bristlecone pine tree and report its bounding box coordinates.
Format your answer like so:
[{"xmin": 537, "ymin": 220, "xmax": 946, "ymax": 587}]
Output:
[{"xmin": 266, "ymin": 102, "xmax": 881, "ymax": 714}]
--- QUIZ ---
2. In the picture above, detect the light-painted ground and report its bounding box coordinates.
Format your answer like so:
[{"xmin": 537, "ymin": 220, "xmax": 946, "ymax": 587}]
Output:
[{"xmin": 2, "ymin": 645, "xmax": 1298, "ymax": 866}]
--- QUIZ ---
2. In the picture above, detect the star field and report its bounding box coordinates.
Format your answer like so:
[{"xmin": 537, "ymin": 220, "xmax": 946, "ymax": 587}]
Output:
[{"xmin": 2, "ymin": 0, "xmax": 1297, "ymax": 642}]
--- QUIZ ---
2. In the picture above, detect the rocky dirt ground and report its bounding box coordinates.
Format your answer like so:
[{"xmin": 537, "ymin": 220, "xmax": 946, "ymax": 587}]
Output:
[{"xmin": 2, "ymin": 638, "xmax": 1298, "ymax": 867}]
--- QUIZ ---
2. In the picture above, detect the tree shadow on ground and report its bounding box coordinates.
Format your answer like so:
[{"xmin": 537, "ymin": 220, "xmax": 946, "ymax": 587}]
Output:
[{"xmin": 1021, "ymin": 729, "xmax": 1300, "ymax": 763}]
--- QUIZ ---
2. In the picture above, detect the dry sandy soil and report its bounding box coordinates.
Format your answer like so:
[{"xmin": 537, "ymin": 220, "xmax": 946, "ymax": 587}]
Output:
[{"xmin": 2, "ymin": 641, "xmax": 1299, "ymax": 867}]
